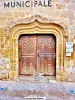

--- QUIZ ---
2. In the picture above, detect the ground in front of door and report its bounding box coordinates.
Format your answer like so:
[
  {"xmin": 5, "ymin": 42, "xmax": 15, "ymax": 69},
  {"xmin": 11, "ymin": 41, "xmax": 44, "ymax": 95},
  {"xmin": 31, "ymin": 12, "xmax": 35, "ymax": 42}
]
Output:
[{"xmin": 0, "ymin": 80, "xmax": 75, "ymax": 100}]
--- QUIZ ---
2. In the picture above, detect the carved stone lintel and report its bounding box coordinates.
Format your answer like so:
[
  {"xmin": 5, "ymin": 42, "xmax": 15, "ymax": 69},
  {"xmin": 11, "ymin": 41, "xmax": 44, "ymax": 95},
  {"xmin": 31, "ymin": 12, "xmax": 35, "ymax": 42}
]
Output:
[{"xmin": 5, "ymin": 14, "xmax": 68, "ymax": 35}]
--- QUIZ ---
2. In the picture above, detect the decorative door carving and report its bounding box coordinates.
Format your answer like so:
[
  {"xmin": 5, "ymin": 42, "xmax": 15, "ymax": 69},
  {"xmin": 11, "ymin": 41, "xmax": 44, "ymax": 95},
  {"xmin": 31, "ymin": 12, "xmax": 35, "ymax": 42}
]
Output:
[{"xmin": 19, "ymin": 35, "xmax": 56, "ymax": 76}]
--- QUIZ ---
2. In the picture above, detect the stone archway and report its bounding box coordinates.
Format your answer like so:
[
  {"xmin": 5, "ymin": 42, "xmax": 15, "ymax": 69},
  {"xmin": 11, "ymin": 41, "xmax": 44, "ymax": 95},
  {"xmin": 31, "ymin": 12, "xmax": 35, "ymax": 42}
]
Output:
[{"xmin": 9, "ymin": 16, "xmax": 68, "ymax": 81}]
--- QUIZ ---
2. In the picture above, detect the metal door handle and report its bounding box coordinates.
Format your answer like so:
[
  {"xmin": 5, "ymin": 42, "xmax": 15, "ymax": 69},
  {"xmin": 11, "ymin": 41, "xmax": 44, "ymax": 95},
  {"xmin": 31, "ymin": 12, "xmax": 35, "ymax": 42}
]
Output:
[
  {"xmin": 45, "ymin": 56, "xmax": 47, "ymax": 59},
  {"xmin": 37, "ymin": 51, "xmax": 39, "ymax": 57}
]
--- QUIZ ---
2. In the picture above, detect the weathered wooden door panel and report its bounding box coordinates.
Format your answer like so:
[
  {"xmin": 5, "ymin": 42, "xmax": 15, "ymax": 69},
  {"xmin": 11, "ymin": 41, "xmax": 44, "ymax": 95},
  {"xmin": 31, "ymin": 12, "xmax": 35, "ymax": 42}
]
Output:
[
  {"xmin": 37, "ymin": 36, "xmax": 55, "ymax": 76},
  {"xmin": 20, "ymin": 57, "xmax": 36, "ymax": 75},
  {"xmin": 19, "ymin": 35, "xmax": 56, "ymax": 76},
  {"xmin": 19, "ymin": 35, "xmax": 36, "ymax": 75},
  {"xmin": 21, "ymin": 36, "xmax": 36, "ymax": 55}
]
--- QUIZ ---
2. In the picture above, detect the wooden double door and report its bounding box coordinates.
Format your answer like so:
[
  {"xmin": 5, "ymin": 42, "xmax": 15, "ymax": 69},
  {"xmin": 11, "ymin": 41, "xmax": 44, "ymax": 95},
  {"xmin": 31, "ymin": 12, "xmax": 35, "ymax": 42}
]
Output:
[{"xmin": 19, "ymin": 35, "xmax": 56, "ymax": 76}]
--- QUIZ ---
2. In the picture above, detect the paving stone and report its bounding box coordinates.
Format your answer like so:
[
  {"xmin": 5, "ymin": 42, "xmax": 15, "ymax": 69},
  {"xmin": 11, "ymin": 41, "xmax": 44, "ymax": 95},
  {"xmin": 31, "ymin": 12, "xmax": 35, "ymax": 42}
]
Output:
[{"xmin": 0, "ymin": 81, "xmax": 74, "ymax": 99}]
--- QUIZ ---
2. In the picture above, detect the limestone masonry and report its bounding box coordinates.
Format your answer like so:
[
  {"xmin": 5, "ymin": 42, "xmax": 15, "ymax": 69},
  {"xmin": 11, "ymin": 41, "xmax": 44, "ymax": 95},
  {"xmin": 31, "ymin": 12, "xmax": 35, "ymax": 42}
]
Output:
[{"xmin": 0, "ymin": 0, "xmax": 75, "ymax": 82}]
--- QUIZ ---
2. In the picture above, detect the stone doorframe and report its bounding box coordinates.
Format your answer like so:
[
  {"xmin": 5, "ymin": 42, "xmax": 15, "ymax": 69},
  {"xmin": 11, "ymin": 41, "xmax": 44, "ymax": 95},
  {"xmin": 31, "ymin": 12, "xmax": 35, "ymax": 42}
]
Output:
[{"xmin": 8, "ymin": 15, "xmax": 68, "ymax": 81}]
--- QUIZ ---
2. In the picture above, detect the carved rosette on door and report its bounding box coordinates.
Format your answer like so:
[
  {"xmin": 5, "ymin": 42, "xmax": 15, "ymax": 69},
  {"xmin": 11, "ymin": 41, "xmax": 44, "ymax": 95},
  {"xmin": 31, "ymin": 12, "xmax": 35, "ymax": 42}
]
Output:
[{"xmin": 19, "ymin": 35, "xmax": 56, "ymax": 76}]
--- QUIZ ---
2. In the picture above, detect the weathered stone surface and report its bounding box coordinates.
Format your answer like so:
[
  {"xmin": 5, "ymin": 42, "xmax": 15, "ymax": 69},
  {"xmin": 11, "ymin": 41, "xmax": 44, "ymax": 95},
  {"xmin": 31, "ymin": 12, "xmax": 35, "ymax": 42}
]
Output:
[
  {"xmin": 3, "ymin": 12, "xmax": 13, "ymax": 16},
  {"xmin": 60, "ymin": 11, "xmax": 74, "ymax": 18},
  {"xmin": 0, "ymin": 74, "xmax": 8, "ymax": 79},
  {"xmin": 70, "ymin": 0, "xmax": 75, "ymax": 3},
  {"xmin": 6, "ymin": 17, "xmax": 14, "ymax": 22},
  {"xmin": 0, "ymin": 17, "xmax": 6, "ymax": 22},
  {"xmin": 53, "ymin": 11, "xmax": 60, "ymax": 17},
  {"xmin": 56, "ymin": 75, "xmax": 60, "ymax": 81},
  {"xmin": 18, "ymin": 12, "xmax": 25, "ymax": 18},
  {"xmin": 56, "ymin": 4, "xmax": 66, "ymax": 9},
  {"xmin": 13, "ymin": 12, "xmax": 19, "ymax": 18},
  {"xmin": 51, "ymin": 0, "xmax": 70, "ymax": 3},
  {"xmin": 0, "ymin": 69, "xmax": 8, "ymax": 79},
  {"xmin": 70, "ymin": 26, "xmax": 75, "ymax": 30},
  {"xmin": 70, "ymin": 30, "xmax": 75, "ymax": 34},
  {"xmin": 9, "ymin": 71, "xmax": 16, "ymax": 80},
  {"xmin": 68, "ymin": 73, "xmax": 75, "ymax": 82},
  {"xmin": 67, "ymin": 4, "xmax": 75, "ymax": 10},
  {"xmin": 0, "ymin": 28, "xmax": 4, "ymax": 37},
  {"xmin": 0, "ymin": 66, "xmax": 6, "ymax": 70}
]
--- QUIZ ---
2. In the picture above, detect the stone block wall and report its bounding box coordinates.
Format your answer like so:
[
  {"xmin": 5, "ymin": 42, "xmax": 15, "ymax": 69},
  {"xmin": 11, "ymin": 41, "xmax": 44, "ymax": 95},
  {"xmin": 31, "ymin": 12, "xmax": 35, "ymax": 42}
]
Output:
[{"xmin": 0, "ymin": 0, "xmax": 75, "ymax": 81}]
